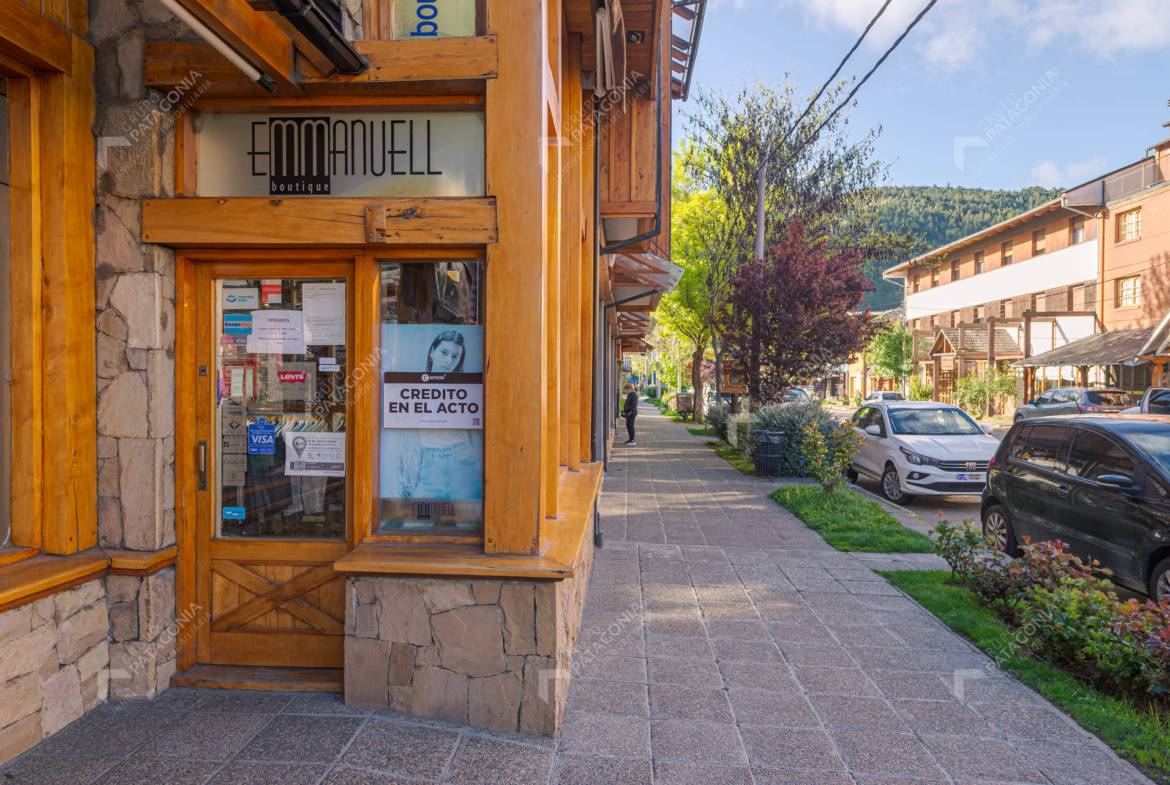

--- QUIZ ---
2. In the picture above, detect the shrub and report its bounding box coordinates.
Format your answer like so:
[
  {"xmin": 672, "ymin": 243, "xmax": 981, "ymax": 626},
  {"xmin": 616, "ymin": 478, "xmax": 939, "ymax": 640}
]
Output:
[
  {"xmin": 705, "ymin": 400, "xmax": 731, "ymax": 441},
  {"xmin": 752, "ymin": 402, "xmax": 838, "ymax": 477},
  {"xmin": 932, "ymin": 520, "xmax": 985, "ymax": 581},
  {"xmin": 801, "ymin": 419, "xmax": 860, "ymax": 493},
  {"xmin": 731, "ymin": 413, "xmax": 753, "ymax": 459},
  {"xmin": 908, "ymin": 377, "xmax": 933, "ymax": 401}
]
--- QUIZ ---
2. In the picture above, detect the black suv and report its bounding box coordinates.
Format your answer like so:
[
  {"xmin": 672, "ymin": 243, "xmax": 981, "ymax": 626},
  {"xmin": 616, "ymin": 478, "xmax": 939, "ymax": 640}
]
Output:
[{"xmin": 982, "ymin": 415, "xmax": 1170, "ymax": 601}]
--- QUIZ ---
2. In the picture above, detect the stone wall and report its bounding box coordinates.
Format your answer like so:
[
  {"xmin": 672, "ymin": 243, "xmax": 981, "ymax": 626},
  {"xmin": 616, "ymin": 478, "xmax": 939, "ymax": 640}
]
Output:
[
  {"xmin": 91, "ymin": 0, "xmax": 185, "ymax": 700},
  {"xmin": 0, "ymin": 580, "xmax": 110, "ymax": 763},
  {"xmin": 344, "ymin": 535, "xmax": 595, "ymax": 736}
]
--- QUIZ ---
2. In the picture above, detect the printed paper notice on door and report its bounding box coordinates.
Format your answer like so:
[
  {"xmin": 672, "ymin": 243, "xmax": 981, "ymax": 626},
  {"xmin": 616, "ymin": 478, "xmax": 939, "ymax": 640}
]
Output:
[
  {"xmin": 284, "ymin": 431, "xmax": 345, "ymax": 477},
  {"xmin": 302, "ymin": 282, "xmax": 346, "ymax": 346},
  {"xmin": 246, "ymin": 310, "xmax": 306, "ymax": 355}
]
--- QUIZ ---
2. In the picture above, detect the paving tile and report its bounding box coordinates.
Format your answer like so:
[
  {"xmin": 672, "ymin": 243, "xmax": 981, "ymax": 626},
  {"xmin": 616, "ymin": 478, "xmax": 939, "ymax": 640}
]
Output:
[
  {"xmin": 830, "ymin": 731, "xmax": 945, "ymax": 779},
  {"xmin": 192, "ymin": 690, "xmax": 295, "ymax": 714},
  {"xmin": 323, "ymin": 766, "xmax": 438, "ymax": 785},
  {"xmin": 559, "ymin": 713, "xmax": 651, "ymax": 759},
  {"xmin": 808, "ymin": 695, "xmax": 907, "ymax": 731},
  {"xmin": 567, "ymin": 678, "xmax": 649, "ymax": 717},
  {"xmin": 717, "ymin": 660, "xmax": 799, "ymax": 693},
  {"xmin": 726, "ymin": 689, "xmax": 819, "ymax": 728},
  {"xmin": 31, "ymin": 705, "xmax": 177, "ymax": 758},
  {"xmin": 644, "ymin": 634, "xmax": 713, "ymax": 660},
  {"xmin": 710, "ymin": 637, "xmax": 784, "ymax": 662},
  {"xmin": 704, "ymin": 620, "xmax": 772, "ymax": 640},
  {"xmin": 793, "ymin": 667, "xmax": 880, "ymax": 697},
  {"xmin": 340, "ymin": 719, "xmax": 460, "ymax": 779},
  {"xmin": 972, "ymin": 701, "xmax": 1089, "ymax": 743},
  {"xmin": 283, "ymin": 693, "xmax": 372, "ymax": 716},
  {"xmin": 555, "ymin": 754, "xmax": 651, "ymax": 785},
  {"xmin": 752, "ymin": 770, "xmax": 856, "ymax": 785},
  {"xmin": 920, "ymin": 735, "xmax": 1047, "ymax": 783},
  {"xmin": 135, "ymin": 711, "xmax": 272, "ymax": 760},
  {"xmin": 650, "ymin": 719, "xmax": 746, "ymax": 765},
  {"xmin": 0, "ymin": 755, "xmax": 118, "ymax": 785},
  {"xmin": 739, "ymin": 726, "xmax": 845, "ymax": 771},
  {"xmin": 892, "ymin": 699, "xmax": 992, "ymax": 736},
  {"xmin": 237, "ymin": 715, "xmax": 363, "ymax": 762},
  {"xmin": 94, "ymin": 758, "xmax": 221, "ymax": 785},
  {"xmin": 649, "ymin": 685, "xmax": 733, "ymax": 722},
  {"xmin": 445, "ymin": 736, "xmax": 553, "ymax": 785},
  {"xmin": 780, "ymin": 642, "xmax": 857, "ymax": 669},
  {"xmin": 767, "ymin": 622, "xmax": 838, "ymax": 645},
  {"xmin": 868, "ymin": 671, "xmax": 955, "ymax": 702},
  {"xmin": 575, "ymin": 655, "xmax": 648, "ymax": 684},
  {"xmin": 654, "ymin": 761, "xmax": 755, "ymax": 785},
  {"xmin": 646, "ymin": 657, "xmax": 723, "ymax": 687},
  {"xmin": 207, "ymin": 762, "xmax": 328, "ymax": 785}
]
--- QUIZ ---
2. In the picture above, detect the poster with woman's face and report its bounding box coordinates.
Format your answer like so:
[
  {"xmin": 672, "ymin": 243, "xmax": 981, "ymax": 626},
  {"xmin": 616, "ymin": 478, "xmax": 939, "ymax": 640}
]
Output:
[{"xmin": 380, "ymin": 324, "xmax": 484, "ymax": 514}]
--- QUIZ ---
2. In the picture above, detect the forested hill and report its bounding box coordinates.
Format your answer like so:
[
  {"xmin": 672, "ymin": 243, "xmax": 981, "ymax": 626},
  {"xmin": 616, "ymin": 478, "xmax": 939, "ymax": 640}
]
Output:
[{"xmin": 866, "ymin": 185, "xmax": 1061, "ymax": 310}]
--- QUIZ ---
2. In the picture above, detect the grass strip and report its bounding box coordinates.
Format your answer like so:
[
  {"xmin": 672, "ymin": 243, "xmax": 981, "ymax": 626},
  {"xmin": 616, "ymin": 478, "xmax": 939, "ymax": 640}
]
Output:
[
  {"xmin": 881, "ymin": 569, "xmax": 1170, "ymax": 784},
  {"xmin": 704, "ymin": 441, "xmax": 755, "ymax": 475},
  {"xmin": 772, "ymin": 485, "xmax": 934, "ymax": 553}
]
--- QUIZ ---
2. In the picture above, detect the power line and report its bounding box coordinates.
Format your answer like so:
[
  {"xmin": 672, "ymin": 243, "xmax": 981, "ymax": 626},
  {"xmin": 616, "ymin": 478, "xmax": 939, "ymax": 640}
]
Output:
[
  {"xmin": 781, "ymin": 0, "xmax": 894, "ymax": 148},
  {"xmin": 783, "ymin": 0, "xmax": 941, "ymax": 168}
]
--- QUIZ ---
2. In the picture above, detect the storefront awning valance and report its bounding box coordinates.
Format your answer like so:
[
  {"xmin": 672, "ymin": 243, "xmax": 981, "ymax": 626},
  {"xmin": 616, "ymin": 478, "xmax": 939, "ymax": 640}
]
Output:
[{"xmin": 1012, "ymin": 328, "xmax": 1154, "ymax": 368}]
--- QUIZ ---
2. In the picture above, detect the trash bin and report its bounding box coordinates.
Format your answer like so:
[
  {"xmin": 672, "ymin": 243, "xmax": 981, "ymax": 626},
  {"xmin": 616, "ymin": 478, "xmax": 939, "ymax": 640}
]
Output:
[{"xmin": 753, "ymin": 429, "xmax": 783, "ymax": 477}]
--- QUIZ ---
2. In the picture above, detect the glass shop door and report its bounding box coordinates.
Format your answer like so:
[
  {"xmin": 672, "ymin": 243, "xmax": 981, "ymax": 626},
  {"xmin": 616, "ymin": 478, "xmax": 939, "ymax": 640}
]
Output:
[{"xmin": 194, "ymin": 262, "xmax": 352, "ymax": 669}]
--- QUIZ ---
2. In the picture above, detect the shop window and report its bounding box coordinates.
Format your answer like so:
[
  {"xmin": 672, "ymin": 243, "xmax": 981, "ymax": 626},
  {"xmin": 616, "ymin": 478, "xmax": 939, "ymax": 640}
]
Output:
[
  {"xmin": 1001, "ymin": 240, "xmax": 1013, "ymax": 265},
  {"xmin": 1032, "ymin": 228, "xmax": 1046, "ymax": 255},
  {"xmin": 1116, "ymin": 275, "xmax": 1142, "ymax": 308},
  {"xmin": 1117, "ymin": 208, "xmax": 1142, "ymax": 242},
  {"xmin": 1070, "ymin": 216, "xmax": 1085, "ymax": 244},
  {"xmin": 378, "ymin": 261, "xmax": 484, "ymax": 537},
  {"xmin": 974, "ymin": 250, "xmax": 985, "ymax": 274},
  {"xmin": 0, "ymin": 79, "xmax": 10, "ymax": 549}
]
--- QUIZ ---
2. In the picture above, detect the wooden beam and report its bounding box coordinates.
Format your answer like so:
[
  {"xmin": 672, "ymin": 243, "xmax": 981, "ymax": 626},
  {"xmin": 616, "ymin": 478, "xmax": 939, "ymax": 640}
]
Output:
[
  {"xmin": 602, "ymin": 200, "xmax": 656, "ymax": 216},
  {"xmin": 172, "ymin": 0, "xmax": 300, "ymax": 93},
  {"xmin": 483, "ymin": 0, "xmax": 546, "ymax": 554},
  {"xmin": 145, "ymin": 37, "xmax": 498, "ymax": 94},
  {"xmin": 141, "ymin": 197, "xmax": 498, "ymax": 246},
  {"xmin": 0, "ymin": 0, "xmax": 72, "ymax": 73},
  {"xmin": 39, "ymin": 37, "xmax": 97, "ymax": 554}
]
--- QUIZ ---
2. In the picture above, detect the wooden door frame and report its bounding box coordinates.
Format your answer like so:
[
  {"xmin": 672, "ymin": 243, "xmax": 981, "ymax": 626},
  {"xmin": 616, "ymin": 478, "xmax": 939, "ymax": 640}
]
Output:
[{"xmin": 175, "ymin": 249, "xmax": 373, "ymax": 671}]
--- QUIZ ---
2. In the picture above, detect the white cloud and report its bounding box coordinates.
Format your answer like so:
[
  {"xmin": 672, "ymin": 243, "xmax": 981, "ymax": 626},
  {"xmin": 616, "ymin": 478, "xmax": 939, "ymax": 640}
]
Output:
[
  {"xmin": 778, "ymin": 0, "xmax": 1170, "ymax": 71},
  {"xmin": 1029, "ymin": 156, "xmax": 1107, "ymax": 187}
]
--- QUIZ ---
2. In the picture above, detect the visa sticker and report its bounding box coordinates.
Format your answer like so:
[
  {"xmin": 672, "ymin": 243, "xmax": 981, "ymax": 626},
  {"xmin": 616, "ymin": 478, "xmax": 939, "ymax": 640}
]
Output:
[
  {"xmin": 222, "ymin": 506, "xmax": 246, "ymax": 520},
  {"xmin": 247, "ymin": 419, "xmax": 277, "ymax": 455}
]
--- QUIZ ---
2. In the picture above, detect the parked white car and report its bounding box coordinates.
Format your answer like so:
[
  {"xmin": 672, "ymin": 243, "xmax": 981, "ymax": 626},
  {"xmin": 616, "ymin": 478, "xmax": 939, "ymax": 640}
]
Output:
[
  {"xmin": 847, "ymin": 401, "xmax": 1000, "ymax": 504},
  {"xmin": 863, "ymin": 390, "xmax": 905, "ymax": 402}
]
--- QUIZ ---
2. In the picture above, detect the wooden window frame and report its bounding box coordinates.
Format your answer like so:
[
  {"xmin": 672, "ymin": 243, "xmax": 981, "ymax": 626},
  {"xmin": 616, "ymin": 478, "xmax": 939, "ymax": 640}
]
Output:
[
  {"xmin": 974, "ymin": 250, "xmax": 985, "ymax": 274},
  {"xmin": 1070, "ymin": 216, "xmax": 1085, "ymax": 244},
  {"xmin": 1001, "ymin": 240, "xmax": 1014, "ymax": 265},
  {"xmin": 1115, "ymin": 275, "xmax": 1141, "ymax": 309},
  {"xmin": 1032, "ymin": 228, "xmax": 1046, "ymax": 256},
  {"xmin": 1117, "ymin": 208, "xmax": 1142, "ymax": 244}
]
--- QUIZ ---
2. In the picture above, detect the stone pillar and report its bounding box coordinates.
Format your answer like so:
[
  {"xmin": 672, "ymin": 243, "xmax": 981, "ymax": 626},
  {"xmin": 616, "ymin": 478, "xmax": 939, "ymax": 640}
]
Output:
[
  {"xmin": 0, "ymin": 581, "xmax": 110, "ymax": 764},
  {"xmin": 90, "ymin": 0, "xmax": 193, "ymax": 698}
]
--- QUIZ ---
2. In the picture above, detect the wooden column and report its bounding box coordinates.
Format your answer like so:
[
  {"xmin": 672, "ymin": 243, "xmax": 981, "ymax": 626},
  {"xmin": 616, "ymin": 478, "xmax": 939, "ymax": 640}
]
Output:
[
  {"xmin": 563, "ymin": 37, "xmax": 584, "ymax": 472},
  {"xmin": 578, "ymin": 83, "xmax": 596, "ymax": 464},
  {"xmin": 543, "ymin": 0, "xmax": 562, "ymax": 519},
  {"xmin": 39, "ymin": 37, "xmax": 97, "ymax": 554},
  {"xmin": 484, "ymin": 0, "xmax": 547, "ymax": 553}
]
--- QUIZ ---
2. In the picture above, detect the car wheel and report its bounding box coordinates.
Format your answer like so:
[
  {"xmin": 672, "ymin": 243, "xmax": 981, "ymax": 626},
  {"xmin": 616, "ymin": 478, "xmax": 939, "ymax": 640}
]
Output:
[
  {"xmin": 982, "ymin": 504, "xmax": 1019, "ymax": 557},
  {"xmin": 845, "ymin": 467, "xmax": 859, "ymax": 483},
  {"xmin": 880, "ymin": 464, "xmax": 915, "ymax": 505},
  {"xmin": 1149, "ymin": 557, "xmax": 1170, "ymax": 603}
]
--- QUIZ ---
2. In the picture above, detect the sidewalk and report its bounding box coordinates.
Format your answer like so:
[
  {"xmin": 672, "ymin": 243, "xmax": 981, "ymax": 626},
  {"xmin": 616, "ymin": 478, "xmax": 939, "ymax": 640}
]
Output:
[{"xmin": 0, "ymin": 401, "xmax": 1151, "ymax": 785}]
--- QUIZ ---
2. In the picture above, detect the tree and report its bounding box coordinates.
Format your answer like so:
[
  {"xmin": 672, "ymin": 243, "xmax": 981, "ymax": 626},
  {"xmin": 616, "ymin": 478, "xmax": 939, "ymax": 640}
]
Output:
[
  {"xmin": 656, "ymin": 267, "xmax": 711, "ymax": 420},
  {"xmin": 864, "ymin": 322, "xmax": 914, "ymax": 386},
  {"xmin": 723, "ymin": 221, "xmax": 876, "ymax": 402}
]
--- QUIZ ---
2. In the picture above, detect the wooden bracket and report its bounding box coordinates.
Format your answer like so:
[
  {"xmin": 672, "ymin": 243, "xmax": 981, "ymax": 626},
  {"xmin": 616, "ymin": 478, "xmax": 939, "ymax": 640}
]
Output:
[{"xmin": 365, "ymin": 204, "xmax": 387, "ymax": 243}]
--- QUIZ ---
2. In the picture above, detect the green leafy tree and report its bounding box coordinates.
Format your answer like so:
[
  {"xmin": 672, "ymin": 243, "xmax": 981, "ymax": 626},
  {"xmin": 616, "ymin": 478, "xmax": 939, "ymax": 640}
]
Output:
[{"xmin": 864, "ymin": 322, "xmax": 914, "ymax": 386}]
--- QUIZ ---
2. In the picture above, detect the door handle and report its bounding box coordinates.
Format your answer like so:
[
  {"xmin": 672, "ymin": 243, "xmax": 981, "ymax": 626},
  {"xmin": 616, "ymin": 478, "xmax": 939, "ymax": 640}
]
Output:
[
  {"xmin": 1055, "ymin": 484, "xmax": 1070, "ymax": 498},
  {"xmin": 198, "ymin": 441, "xmax": 208, "ymax": 491}
]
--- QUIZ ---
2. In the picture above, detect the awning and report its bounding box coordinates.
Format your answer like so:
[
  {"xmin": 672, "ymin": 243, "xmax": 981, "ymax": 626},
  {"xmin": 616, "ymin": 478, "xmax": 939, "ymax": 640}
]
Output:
[
  {"xmin": 609, "ymin": 252, "xmax": 682, "ymax": 342},
  {"xmin": 931, "ymin": 327, "xmax": 1022, "ymax": 358},
  {"xmin": 1012, "ymin": 328, "xmax": 1154, "ymax": 368}
]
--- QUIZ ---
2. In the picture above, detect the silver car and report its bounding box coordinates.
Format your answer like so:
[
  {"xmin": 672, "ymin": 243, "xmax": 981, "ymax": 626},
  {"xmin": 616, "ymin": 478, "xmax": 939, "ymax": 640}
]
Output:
[{"xmin": 1013, "ymin": 387, "xmax": 1132, "ymax": 421}]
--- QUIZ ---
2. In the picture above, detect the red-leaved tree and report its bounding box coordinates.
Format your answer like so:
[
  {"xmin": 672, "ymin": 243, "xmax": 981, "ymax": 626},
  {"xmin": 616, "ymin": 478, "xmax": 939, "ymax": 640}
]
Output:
[{"xmin": 724, "ymin": 221, "xmax": 875, "ymax": 404}]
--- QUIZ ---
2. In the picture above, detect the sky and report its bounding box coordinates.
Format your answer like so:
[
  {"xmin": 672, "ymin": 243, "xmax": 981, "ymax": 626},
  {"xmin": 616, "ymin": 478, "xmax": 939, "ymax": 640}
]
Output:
[{"xmin": 676, "ymin": 0, "xmax": 1170, "ymax": 191}]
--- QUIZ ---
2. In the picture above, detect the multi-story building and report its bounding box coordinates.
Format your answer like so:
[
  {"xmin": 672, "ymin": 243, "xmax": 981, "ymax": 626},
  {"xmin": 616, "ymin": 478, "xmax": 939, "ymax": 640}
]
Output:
[
  {"xmin": 885, "ymin": 117, "xmax": 1170, "ymax": 403},
  {"xmin": 0, "ymin": 0, "xmax": 704, "ymax": 760}
]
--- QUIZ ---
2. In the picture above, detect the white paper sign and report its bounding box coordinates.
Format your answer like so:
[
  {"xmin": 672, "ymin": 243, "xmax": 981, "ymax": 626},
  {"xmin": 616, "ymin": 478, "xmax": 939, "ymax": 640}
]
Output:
[
  {"xmin": 222, "ymin": 288, "xmax": 259, "ymax": 310},
  {"xmin": 302, "ymin": 282, "xmax": 346, "ymax": 346},
  {"xmin": 383, "ymin": 372, "xmax": 483, "ymax": 429},
  {"xmin": 284, "ymin": 431, "xmax": 345, "ymax": 477},
  {"xmin": 247, "ymin": 310, "xmax": 306, "ymax": 355}
]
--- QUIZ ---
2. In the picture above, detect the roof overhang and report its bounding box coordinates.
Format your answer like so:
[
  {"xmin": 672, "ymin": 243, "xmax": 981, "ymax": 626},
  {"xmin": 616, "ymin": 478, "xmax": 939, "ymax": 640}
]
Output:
[{"xmin": 1012, "ymin": 328, "xmax": 1156, "ymax": 368}]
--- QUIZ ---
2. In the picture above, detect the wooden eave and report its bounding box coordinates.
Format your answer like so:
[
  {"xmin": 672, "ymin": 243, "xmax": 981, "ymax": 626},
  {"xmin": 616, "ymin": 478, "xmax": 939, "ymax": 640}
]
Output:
[
  {"xmin": 0, "ymin": 0, "xmax": 73, "ymax": 73},
  {"xmin": 145, "ymin": 36, "xmax": 499, "ymax": 98}
]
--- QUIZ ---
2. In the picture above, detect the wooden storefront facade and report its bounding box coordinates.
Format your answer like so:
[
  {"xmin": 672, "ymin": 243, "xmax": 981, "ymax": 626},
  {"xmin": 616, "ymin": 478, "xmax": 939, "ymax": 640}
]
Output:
[{"xmin": 0, "ymin": 0, "xmax": 702, "ymax": 756}]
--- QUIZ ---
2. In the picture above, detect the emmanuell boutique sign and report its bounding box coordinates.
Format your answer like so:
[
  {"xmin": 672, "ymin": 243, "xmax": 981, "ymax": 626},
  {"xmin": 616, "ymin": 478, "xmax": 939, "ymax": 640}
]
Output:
[{"xmin": 194, "ymin": 111, "xmax": 485, "ymax": 197}]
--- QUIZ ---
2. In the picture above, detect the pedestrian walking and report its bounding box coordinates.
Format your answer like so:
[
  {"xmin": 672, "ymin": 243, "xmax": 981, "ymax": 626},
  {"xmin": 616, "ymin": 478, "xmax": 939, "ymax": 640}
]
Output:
[{"xmin": 622, "ymin": 384, "xmax": 638, "ymax": 446}]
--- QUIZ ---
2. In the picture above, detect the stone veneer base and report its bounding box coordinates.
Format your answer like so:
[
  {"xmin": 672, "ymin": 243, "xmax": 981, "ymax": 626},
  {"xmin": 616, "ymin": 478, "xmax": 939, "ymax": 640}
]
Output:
[{"xmin": 344, "ymin": 536, "xmax": 594, "ymax": 736}]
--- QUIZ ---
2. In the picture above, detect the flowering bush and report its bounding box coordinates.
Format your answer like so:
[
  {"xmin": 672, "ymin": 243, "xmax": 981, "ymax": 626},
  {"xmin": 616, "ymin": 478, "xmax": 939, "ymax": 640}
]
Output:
[{"xmin": 931, "ymin": 525, "xmax": 1170, "ymax": 699}]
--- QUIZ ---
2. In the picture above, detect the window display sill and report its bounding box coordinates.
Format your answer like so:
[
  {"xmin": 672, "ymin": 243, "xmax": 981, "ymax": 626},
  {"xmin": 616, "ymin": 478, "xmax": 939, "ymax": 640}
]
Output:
[
  {"xmin": 336, "ymin": 462, "xmax": 604, "ymax": 582},
  {"xmin": 0, "ymin": 546, "xmax": 179, "ymax": 612}
]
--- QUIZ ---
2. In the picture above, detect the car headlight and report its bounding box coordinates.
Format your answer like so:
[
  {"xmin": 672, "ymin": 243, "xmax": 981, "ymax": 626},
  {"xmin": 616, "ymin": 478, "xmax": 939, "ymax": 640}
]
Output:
[{"xmin": 900, "ymin": 446, "xmax": 942, "ymax": 466}]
